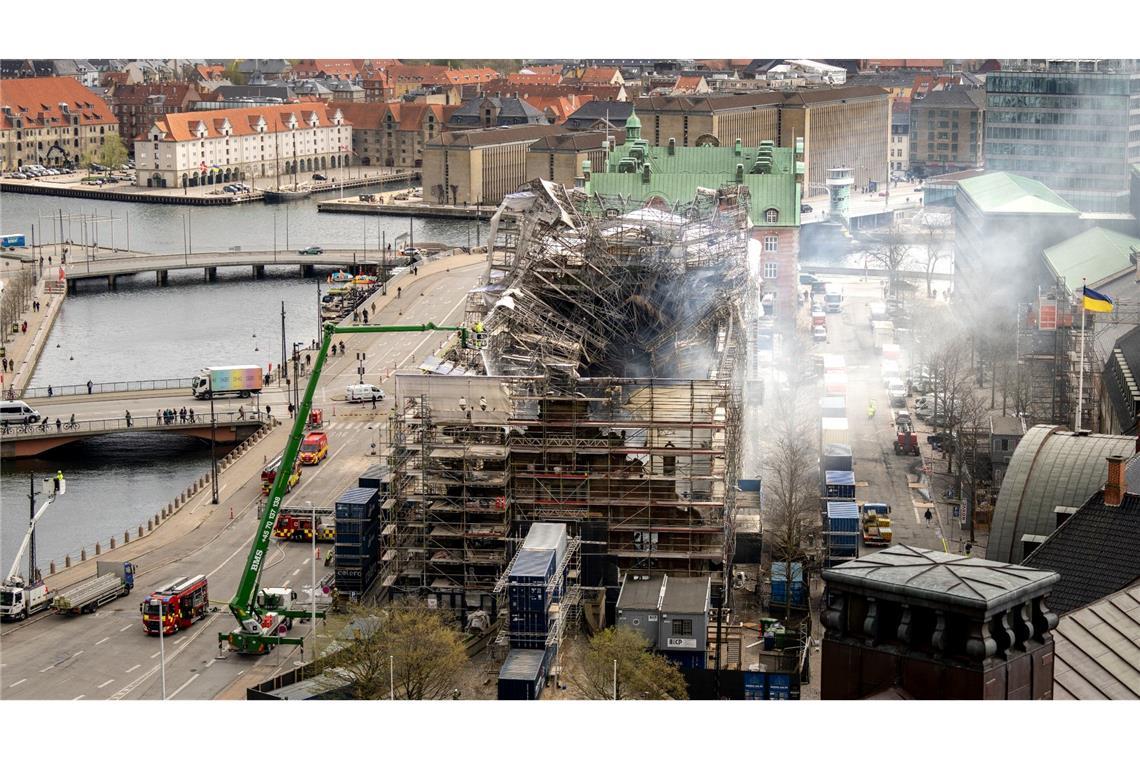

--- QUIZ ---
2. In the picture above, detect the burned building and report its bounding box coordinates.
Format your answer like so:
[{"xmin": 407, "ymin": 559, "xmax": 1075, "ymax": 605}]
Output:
[{"xmin": 378, "ymin": 179, "xmax": 755, "ymax": 614}]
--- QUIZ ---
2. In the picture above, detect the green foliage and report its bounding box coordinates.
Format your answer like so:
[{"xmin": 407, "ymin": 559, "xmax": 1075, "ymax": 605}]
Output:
[
  {"xmin": 580, "ymin": 626, "xmax": 688, "ymax": 700},
  {"xmin": 321, "ymin": 601, "xmax": 468, "ymax": 700},
  {"xmin": 99, "ymin": 138, "xmax": 128, "ymax": 171}
]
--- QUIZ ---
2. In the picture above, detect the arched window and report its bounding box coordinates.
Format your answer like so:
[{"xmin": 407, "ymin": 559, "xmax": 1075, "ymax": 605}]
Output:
[{"xmin": 765, "ymin": 208, "xmax": 779, "ymax": 224}]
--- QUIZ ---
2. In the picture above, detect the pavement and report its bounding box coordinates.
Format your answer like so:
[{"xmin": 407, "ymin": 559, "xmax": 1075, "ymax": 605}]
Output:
[
  {"xmin": 0, "ymin": 252, "xmax": 488, "ymax": 700},
  {"xmin": 1, "ymin": 258, "xmax": 65, "ymax": 395}
]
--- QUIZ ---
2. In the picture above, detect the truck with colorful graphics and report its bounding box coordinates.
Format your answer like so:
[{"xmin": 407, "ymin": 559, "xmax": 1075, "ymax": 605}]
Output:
[{"xmin": 191, "ymin": 365, "xmax": 263, "ymax": 399}]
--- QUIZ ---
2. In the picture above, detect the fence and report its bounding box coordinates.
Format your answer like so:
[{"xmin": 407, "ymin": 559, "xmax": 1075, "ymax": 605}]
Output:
[
  {"xmin": 1, "ymin": 410, "xmax": 262, "ymax": 437},
  {"xmin": 19, "ymin": 377, "xmax": 195, "ymax": 399}
]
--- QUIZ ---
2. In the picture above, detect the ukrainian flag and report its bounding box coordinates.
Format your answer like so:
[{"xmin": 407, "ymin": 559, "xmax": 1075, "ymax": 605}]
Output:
[{"xmin": 1082, "ymin": 285, "xmax": 1115, "ymax": 313}]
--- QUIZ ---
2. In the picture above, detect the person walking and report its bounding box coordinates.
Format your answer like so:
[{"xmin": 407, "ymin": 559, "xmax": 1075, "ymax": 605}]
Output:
[
  {"xmin": 924, "ymin": 508, "xmax": 933, "ymax": 524},
  {"xmin": 189, "ymin": 408, "xmax": 195, "ymax": 423},
  {"xmin": 396, "ymin": 286, "xmax": 401, "ymax": 299},
  {"xmin": 21, "ymin": 321, "xmax": 27, "ymax": 334},
  {"xmin": 47, "ymin": 385, "xmax": 53, "ymax": 398},
  {"xmin": 266, "ymin": 405, "xmax": 272, "ymax": 419},
  {"xmin": 69, "ymin": 413, "xmax": 75, "ymax": 426},
  {"xmin": 126, "ymin": 410, "xmax": 133, "ymax": 428},
  {"xmin": 238, "ymin": 405, "xmax": 245, "ymax": 420},
  {"xmin": 55, "ymin": 418, "xmax": 62, "ymax": 431},
  {"xmin": 156, "ymin": 409, "xmax": 162, "ymax": 424},
  {"xmin": 87, "ymin": 379, "xmax": 93, "ymax": 394}
]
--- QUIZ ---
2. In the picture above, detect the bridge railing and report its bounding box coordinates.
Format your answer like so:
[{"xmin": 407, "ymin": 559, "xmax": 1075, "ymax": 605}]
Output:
[
  {"xmin": 1, "ymin": 410, "xmax": 265, "ymax": 437},
  {"xmin": 20, "ymin": 377, "xmax": 195, "ymax": 399}
]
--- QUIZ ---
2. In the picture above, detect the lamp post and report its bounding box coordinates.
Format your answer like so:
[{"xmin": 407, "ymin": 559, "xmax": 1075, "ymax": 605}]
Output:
[
  {"xmin": 158, "ymin": 596, "xmax": 167, "ymax": 699},
  {"xmin": 209, "ymin": 393, "xmax": 219, "ymax": 504},
  {"xmin": 292, "ymin": 342, "xmax": 303, "ymax": 415}
]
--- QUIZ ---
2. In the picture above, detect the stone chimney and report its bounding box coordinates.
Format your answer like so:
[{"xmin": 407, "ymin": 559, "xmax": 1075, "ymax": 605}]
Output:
[{"xmin": 1105, "ymin": 455, "xmax": 1126, "ymax": 507}]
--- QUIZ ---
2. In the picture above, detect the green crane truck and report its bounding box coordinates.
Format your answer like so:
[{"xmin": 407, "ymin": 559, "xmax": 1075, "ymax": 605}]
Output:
[{"xmin": 219, "ymin": 321, "xmax": 474, "ymax": 655}]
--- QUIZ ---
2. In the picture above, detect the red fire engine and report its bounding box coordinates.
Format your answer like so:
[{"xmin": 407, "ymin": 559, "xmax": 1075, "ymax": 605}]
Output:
[
  {"xmin": 273, "ymin": 505, "xmax": 335, "ymax": 542},
  {"xmin": 140, "ymin": 575, "xmax": 209, "ymax": 635}
]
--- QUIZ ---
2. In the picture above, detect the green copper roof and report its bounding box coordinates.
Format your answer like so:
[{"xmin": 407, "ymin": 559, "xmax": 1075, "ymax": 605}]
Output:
[
  {"xmin": 585, "ymin": 140, "xmax": 801, "ymax": 226},
  {"xmin": 1044, "ymin": 227, "xmax": 1140, "ymax": 292},
  {"xmin": 958, "ymin": 172, "xmax": 1079, "ymax": 215},
  {"xmin": 625, "ymin": 110, "xmax": 641, "ymax": 129}
]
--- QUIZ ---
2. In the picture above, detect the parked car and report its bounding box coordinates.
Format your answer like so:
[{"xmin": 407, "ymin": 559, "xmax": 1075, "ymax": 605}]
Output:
[
  {"xmin": 312, "ymin": 173, "xmax": 328, "ymax": 181},
  {"xmin": 887, "ymin": 379, "xmax": 907, "ymax": 407},
  {"xmin": 10, "ymin": 173, "xmax": 27, "ymax": 179},
  {"xmin": 298, "ymin": 246, "xmax": 323, "ymax": 255},
  {"xmin": 345, "ymin": 384, "xmax": 385, "ymax": 403},
  {"xmin": 812, "ymin": 324, "xmax": 828, "ymax": 342},
  {"xmin": 801, "ymin": 203, "xmax": 813, "ymax": 213},
  {"xmin": 799, "ymin": 273, "xmax": 821, "ymax": 286},
  {"xmin": 223, "ymin": 184, "xmax": 239, "ymax": 193}
]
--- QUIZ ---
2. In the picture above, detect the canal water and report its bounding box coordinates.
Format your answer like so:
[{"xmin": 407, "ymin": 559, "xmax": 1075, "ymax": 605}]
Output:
[
  {"xmin": 1, "ymin": 193, "xmax": 483, "ymax": 575},
  {"xmin": 0, "ymin": 190, "xmax": 489, "ymax": 253}
]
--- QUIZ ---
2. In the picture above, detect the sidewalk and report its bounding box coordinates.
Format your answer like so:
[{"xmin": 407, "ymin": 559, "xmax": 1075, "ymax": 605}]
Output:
[{"xmin": 2, "ymin": 259, "xmax": 66, "ymax": 397}]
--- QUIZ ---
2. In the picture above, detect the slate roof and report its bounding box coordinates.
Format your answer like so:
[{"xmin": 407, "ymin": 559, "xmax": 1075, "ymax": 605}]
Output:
[
  {"xmin": 429, "ymin": 124, "xmax": 562, "ymax": 149},
  {"xmin": 1043, "ymin": 227, "xmax": 1140, "ymax": 292},
  {"xmin": 1051, "ymin": 584, "xmax": 1140, "ymax": 699},
  {"xmin": 564, "ymin": 100, "xmax": 633, "ymax": 130},
  {"xmin": 911, "ymin": 86, "xmax": 986, "ymax": 110},
  {"xmin": 1022, "ymin": 491, "xmax": 1140, "ymax": 614},
  {"xmin": 958, "ymin": 172, "xmax": 1080, "ymax": 215},
  {"xmin": 988, "ymin": 426, "xmax": 1137, "ymax": 563},
  {"xmin": 823, "ymin": 545, "xmax": 1058, "ymax": 612},
  {"xmin": 661, "ymin": 576, "xmax": 711, "ymax": 614},
  {"xmin": 616, "ymin": 574, "xmax": 666, "ymax": 610},
  {"xmin": 528, "ymin": 131, "xmax": 623, "ymax": 152},
  {"xmin": 448, "ymin": 97, "xmax": 548, "ymax": 127}
]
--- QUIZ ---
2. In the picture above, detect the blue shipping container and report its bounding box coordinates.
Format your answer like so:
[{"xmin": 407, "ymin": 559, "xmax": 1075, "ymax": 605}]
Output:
[
  {"xmin": 508, "ymin": 549, "xmax": 556, "ymax": 614},
  {"xmin": 335, "ymin": 487, "xmax": 380, "ymax": 520},
  {"xmin": 771, "ymin": 562, "xmax": 807, "ymax": 605},
  {"xmin": 738, "ymin": 479, "xmax": 762, "ymax": 492},
  {"xmin": 824, "ymin": 470, "xmax": 856, "ymax": 499},
  {"xmin": 768, "ymin": 673, "xmax": 793, "ymax": 700},
  {"xmin": 663, "ymin": 651, "xmax": 706, "ymax": 670},
  {"xmin": 497, "ymin": 648, "xmax": 548, "ymax": 700},
  {"xmin": 744, "ymin": 671, "xmax": 767, "ymax": 700}
]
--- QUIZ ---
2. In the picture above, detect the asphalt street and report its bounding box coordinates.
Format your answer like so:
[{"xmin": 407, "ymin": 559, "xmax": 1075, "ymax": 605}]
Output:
[{"xmin": 1, "ymin": 257, "xmax": 485, "ymax": 699}]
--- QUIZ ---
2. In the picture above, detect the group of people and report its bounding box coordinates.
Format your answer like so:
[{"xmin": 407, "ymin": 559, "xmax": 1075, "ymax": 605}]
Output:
[
  {"xmin": 31, "ymin": 300, "xmax": 42, "ymax": 313},
  {"xmin": 157, "ymin": 407, "xmax": 196, "ymax": 425}
]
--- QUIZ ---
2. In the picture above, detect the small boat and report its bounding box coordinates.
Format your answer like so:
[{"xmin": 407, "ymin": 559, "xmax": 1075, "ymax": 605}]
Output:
[
  {"xmin": 328, "ymin": 271, "xmax": 353, "ymax": 283},
  {"xmin": 327, "ymin": 286, "xmax": 351, "ymax": 296},
  {"xmin": 352, "ymin": 275, "xmax": 378, "ymax": 286},
  {"xmin": 263, "ymin": 187, "xmax": 311, "ymax": 203}
]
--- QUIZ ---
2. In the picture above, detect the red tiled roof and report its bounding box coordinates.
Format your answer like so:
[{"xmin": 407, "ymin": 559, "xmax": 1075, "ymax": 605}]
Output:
[
  {"xmin": 0, "ymin": 76, "xmax": 117, "ymax": 129},
  {"xmin": 508, "ymin": 72, "xmax": 562, "ymax": 86},
  {"xmin": 292, "ymin": 59, "xmax": 360, "ymax": 80},
  {"xmin": 674, "ymin": 75, "xmax": 705, "ymax": 91},
  {"xmin": 112, "ymin": 83, "xmax": 196, "ymax": 107},
  {"xmin": 440, "ymin": 68, "xmax": 500, "ymax": 85},
  {"xmin": 580, "ymin": 67, "xmax": 620, "ymax": 84},
  {"xmin": 519, "ymin": 94, "xmax": 579, "ymax": 124},
  {"xmin": 147, "ymin": 103, "xmax": 346, "ymax": 142},
  {"xmin": 195, "ymin": 64, "xmax": 225, "ymax": 81}
]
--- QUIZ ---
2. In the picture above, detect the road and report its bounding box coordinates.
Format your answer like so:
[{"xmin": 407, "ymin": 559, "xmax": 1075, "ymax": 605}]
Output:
[
  {"xmin": 806, "ymin": 274, "xmax": 955, "ymax": 554},
  {"xmin": 0, "ymin": 256, "xmax": 485, "ymax": 700}
]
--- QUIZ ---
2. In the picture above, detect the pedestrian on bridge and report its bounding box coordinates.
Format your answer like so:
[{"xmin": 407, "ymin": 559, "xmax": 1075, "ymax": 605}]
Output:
[
  {"xmin": 189, "ymin": 408, "xmax": 195, "ymax": 423},
  {"xmin": 87, "ymin": 379, "xmax": 93, "ymax": 394},
  {"xmin": 156, "ymin": 409, "xmax": 161, "ymax": 424},
  {"xmin": 47, "ymin": 385, "xmax": 53, "ymax": 397},
  {"xmin": 238, "ymin": 405, "xmax": 245, "ymax": 420},
  {"xmin": 69, "ymin": 413, "xmax": 75, "ymax": 426},
  {"xmin": 179, "ymin": 407, "xmax": 187, "ymax": 423},
  {"xmin": 55, "ymin": 418, "xmax": 61, "ymax": 431},
  {"xmin": 125, "ymin": 410, "xmax": 133, "ymax": 428}
]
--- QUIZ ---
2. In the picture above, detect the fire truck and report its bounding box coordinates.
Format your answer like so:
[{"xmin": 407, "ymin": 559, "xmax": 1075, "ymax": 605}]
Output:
[
  {"xmin": 141, "ymin": 575, "xmax": 209, "ymax": 635},
  {"xmin": 261, "ymin": 453, "xmax": 302, "ymax": 495},
  {"xmin": 273, "ymin": 504, "xmax": 336, "ymax": 542}
]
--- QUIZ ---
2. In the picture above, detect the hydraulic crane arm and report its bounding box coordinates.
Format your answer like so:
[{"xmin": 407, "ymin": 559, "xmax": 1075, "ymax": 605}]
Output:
[
  {"xmin": 5, "ymin": 489, "xmax": 57, "ymax": 585},
  {"xmin": 222, "ymin": 321, "xmax": 469, "ymax": 653}
]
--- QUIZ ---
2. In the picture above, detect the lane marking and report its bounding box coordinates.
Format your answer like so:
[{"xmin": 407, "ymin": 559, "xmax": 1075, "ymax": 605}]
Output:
[
  {"xmin": 97, "ymin": 679, "xmax": 115, "ymax": 689},
  {"xmin": 39, "ymin": 664, "xmax": 55, "ymax": 673},
  {"xmin": 120, "ymin": 624, "xmax": 133, "ymax": 632},
  {"xmin": 291, "ymin": 568, "xmax": 300, "ymax": 577},
  {"xmin": 125, "ymin": 664, "xmax": 140, "ymax": 674},
  {"xmin": 73, "ymin": 694, "xmax": 85, "ymax": 701},
  {"xmin": 8, "ymin": 678, "xmax": 27, "ymax": 688},
  {"xmin": 150, "ymin": 651, "xmax": 161, "ymax": 659},
  {"xmin": 72, "ymin": 650, "xmax": 84, "ymax": 659},
  {"xmin": 95, "ymin": 636, "xmax": 110, "ymax": 646},
  {"xmin": 302, "ymin": 558, "xmax": 310, "ymax": 566},
  {"xmin": 169, "ymin": 673, "xmax": 199, "ymax": 699},
  {"xmin": 205, "ymin": 659, "xmax": 215, "ymax": 668}
]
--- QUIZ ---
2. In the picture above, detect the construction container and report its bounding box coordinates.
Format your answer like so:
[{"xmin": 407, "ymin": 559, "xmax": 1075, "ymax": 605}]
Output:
[
  {"xmin": 744, "ymin": 670, "xmax": 767, "ymax": 699},
  {"xmin": 819, "ymin": 396, "xmax": 846, "ymax": 419},
  {"xmin": 520, "ymin": 523, "xmax": 568, "ymax": 573},
  {"xmin": 823, "ymin": 370, "xmax": 848, "ymax": 397},
  {"xmin": 822, "ymin": 443, "xmax": 853, "ymax": 473},
  {"xmin": 663, "ymin": 650, "xmax": 706, "ymax": 670},
  {"xmin": 820, "ymin": 417, "xmax": 850, "ymax": 448},
  {"xmin": 824, "ymin": 470, "xmax": 856, "ymax": 499},
  {"xmin": 771, "ymin": 562, "xmax": 806, "ymax": 606},
  {"xmin": 767, "ymin": 672, "xmax": 793, "ymax": 700},
  {"xmin": 334, "ymin": 487, "xmax": 380, "ymax": 520},
  {"xmin": 508, "ymin": 548, "xmax": 556, "ymax": 613},
  {"xmin": 821, "ymin": 354, "xmax": 846, "ymax": 371},
  {"xmin": 497, "ymin": 648, "xmax": 549, "ymax": 700},
  {"xmin": 357, "ymin": 465, "xmax": 391, "ymax": 494},
  {"xmin": 826, "ymin": 501, "xmax": 861, "ymax": 563}
]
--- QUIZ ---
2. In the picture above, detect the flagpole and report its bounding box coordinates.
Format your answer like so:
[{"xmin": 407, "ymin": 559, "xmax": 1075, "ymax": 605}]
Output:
[{"xmin": 1076, "ymin": 278, "xmax": 1086, "ymax": 431}]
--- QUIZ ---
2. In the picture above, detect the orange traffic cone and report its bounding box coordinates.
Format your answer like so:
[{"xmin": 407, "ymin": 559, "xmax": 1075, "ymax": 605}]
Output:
[{"xmin": 315, "ymin": 547, "xmax": 321, "ymax": 560}]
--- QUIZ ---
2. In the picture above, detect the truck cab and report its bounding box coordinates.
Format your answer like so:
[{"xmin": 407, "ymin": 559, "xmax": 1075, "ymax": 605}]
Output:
[
  {"xmin": 0, "ymin": 579, "xmax": 53, "ymax": 620},
  {"xmin": 299, "ymin": 432, "xmax": 328, "ymax": 465},
  {"xmin": 823, "ymin": 284, "xmax": 843, "ymax": 313}
]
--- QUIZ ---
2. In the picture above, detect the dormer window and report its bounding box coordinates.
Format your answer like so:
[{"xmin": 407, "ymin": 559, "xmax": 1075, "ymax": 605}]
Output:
[{"xmin": 765, "ymin": 208, "xmax": 779, "ymax": 224}]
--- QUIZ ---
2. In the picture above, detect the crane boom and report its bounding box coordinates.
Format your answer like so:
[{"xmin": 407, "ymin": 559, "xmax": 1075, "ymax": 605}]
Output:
[
  {"xmin": 5, "ymin": 486, "xmax": 57, "ymax": 585},
  {"xmin": 221, "ymin": 321, "xmax": 469, "ymax": 654}
]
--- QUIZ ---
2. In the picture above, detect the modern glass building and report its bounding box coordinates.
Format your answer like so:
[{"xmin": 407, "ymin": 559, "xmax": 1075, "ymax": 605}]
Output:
[{"xmin": 984, "ymin": 61, "xmax": 1140, "ymax": 213}]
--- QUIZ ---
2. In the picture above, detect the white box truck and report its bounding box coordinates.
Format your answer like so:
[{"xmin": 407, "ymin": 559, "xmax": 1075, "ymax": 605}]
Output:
[{"xmin": 192, "ymin": 365, "xmax": 263, "ymax": 399}]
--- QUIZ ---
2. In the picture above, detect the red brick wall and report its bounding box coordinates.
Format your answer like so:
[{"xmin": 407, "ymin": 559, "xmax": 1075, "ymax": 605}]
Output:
[{"xmin": 752, "ymin": 226, "xmax": 800, "ymax": 330}]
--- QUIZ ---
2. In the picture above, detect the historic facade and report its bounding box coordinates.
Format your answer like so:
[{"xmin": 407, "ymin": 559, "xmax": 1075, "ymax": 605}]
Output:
[{"xmin": 0, "ymin": 76, "xmax": 119, "ymax": 170}]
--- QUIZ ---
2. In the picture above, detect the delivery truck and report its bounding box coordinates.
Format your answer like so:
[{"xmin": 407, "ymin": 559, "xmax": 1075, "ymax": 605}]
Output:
[
  {"xmin": 191, "ymin": 365, "xmax": 263, "ymax": 399},
  {"xmin": 51, "ymin": 561, "xmax": 136, "ymax": 614}
]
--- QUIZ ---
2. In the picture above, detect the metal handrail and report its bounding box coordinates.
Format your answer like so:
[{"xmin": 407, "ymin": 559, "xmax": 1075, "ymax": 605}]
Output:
[
  {"xmin": 21, "ymin": 377, "xmax": 195, "ymax": 399},
  {"xmin": 0, "ymin": 411, "xmax": 265, "ymax": 438}
]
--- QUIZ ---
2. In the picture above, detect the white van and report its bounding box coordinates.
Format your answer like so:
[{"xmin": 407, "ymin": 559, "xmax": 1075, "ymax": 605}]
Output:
[
  {"xmin": 0, "ymin": 401, "xmax": 41, "ymax": 424},
  {"xmin": 345, "ymin": 384, "xmax": 385, "ymax": 403}
]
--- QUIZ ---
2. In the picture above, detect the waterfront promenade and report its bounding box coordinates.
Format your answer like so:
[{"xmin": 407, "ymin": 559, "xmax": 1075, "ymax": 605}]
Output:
[{"xmin": 1, "ymin": 258, "xmax": 65, "ymax": 395}]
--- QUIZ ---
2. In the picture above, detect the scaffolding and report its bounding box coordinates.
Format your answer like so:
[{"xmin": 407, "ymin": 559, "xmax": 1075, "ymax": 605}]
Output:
[{"xmin": 384, "ymin": 178, "xmax": 750, "ymax": 603}]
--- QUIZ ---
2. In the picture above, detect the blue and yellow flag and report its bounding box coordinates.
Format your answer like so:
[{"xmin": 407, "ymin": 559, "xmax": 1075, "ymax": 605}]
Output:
[{"xmin": 1082, "ymin": 285, "xmax": 1115, "ymax": 313}]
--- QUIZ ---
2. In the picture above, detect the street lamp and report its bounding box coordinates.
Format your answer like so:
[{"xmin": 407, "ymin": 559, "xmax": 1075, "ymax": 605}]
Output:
[
  {"xmin": 209, "ymin": 393, "xmax": 219, "ymax": 504},
  {"xmin": 292, "ymin": 341, "xmax": 304, "ymax": 415},
  {"xmin": 158, "ymin": 595, "xmax": 167, "ymax": 699},
  {"xmin": 306, "ymin": 499, "xmax": 317, "ymax": 652}
]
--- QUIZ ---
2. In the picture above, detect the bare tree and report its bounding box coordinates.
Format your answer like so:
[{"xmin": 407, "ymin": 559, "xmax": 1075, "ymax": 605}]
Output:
[
  {"xmin": 866, "ymin": 222, "xmax": 911, "ymax": 302},
  {"xmin": 762, "ymin": 386, "xmax": 819, "ymax": 621},
  {"xmin": 953, "ymin": 389, "xmax": 991, "ymax": 542},
  {"xmin": 922, "ymin": 223, "xmax": 949, "ymax": 299},
  {"xmin": 321, "ymin": 601, "xmax": 468, "ymax": 700},
  {"xmin": 578, "ymin": 626, "xmax": 688, "ymax": 700}
]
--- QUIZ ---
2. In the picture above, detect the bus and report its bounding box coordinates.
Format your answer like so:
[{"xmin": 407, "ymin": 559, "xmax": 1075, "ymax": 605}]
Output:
[{"xmin": 261, "ymin": 453, "xmax": 302, "ymax": 495}]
